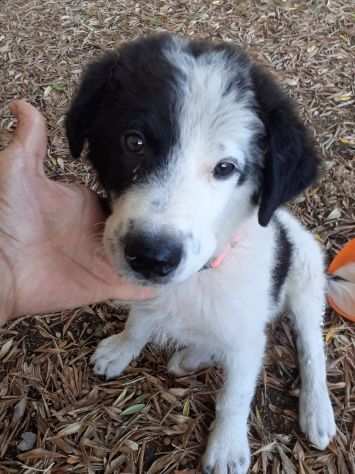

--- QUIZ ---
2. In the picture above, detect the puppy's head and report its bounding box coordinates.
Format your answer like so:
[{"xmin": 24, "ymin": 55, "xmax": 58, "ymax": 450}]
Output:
[{"xmin": 66, "ymin": 34, "xmax": 319, "ymax": 285}]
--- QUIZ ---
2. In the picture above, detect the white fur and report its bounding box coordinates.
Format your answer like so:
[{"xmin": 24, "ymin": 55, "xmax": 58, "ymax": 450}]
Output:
[
  {"xmin": 104, "ymin": 41, "xmax": 262, "ymax": 283},
  {"xmin": 93, "ymin": 209, "xmax": 336, "ymax": 473},
  {"xmin": 92, "ymin": 41, "xmax": 335, "ymax": 473}
]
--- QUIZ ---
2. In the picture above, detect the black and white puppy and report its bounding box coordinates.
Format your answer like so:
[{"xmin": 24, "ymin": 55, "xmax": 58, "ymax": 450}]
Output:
[{"xmin": 66, "ymin": 34, "xmax": 336, "ymax": 474}]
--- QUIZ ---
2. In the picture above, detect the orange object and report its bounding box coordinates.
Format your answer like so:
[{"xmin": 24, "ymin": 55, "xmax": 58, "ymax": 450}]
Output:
[{"xmin": 327, "ymin": 239, "xmax": 355, "ymax": 322}]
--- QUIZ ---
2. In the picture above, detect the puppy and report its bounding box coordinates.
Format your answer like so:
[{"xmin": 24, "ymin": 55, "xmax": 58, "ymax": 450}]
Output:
[{"xmin": 66, "ymin": 34, "xmax": 336, "ymax": 473}]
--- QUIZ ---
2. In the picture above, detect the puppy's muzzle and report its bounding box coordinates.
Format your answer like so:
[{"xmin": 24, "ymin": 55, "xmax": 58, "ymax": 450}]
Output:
[{"xmin": 124, "ymin": 231, "xmax": 183, "ymax": 280}]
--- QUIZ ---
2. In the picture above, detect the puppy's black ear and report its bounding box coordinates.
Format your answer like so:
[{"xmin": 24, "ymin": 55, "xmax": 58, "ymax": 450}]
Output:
[
  {"xmin": 251, "ymin": 65, "xmax": 319, "ymax": 226},
  {"xmin": 65, "ymin": 53, "xmax": 117, "ymax": 158}
]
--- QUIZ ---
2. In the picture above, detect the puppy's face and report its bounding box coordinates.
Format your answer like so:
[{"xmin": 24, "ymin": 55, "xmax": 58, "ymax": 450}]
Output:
[
  {"xmin": 100, "ymin": 40, "xmax": 263, "ymax": 284},
  {"xmin": 66, "ymin": 35, "xmax": 319, "ymax": 285},
  {"xmin": 104, "ymin": 106, "xmax": 260, "ymax": 284}
]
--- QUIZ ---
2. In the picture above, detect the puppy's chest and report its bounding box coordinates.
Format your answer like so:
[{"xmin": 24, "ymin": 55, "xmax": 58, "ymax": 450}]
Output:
[{"xmin": 149, "ymin": 273, "xmax": 252, "ymax": 349}]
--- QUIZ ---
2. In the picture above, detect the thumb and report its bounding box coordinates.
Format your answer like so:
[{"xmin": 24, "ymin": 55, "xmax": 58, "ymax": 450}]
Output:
[
  {"xmin": 9, "ymin": 100, "xmax": 48, "ymax": 168},
  {"xmin": 110, "ymin": 282, "xmax": 156, "ymax": 302}
]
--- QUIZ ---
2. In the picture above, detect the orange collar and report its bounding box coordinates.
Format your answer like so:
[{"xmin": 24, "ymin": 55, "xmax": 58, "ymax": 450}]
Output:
[{"xmin": 202, "ymin": 233, "xmax": 240, "ymax": 270}]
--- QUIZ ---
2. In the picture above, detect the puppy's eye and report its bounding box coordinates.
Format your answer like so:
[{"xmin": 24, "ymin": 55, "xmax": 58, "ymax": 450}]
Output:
[
  {"xmin": 121, "ymin": 130, "xmax": 145, "ymax": 155},
  {"xmin": 213, "ymin": 160, "xmax": 238, "ymax": 180}
]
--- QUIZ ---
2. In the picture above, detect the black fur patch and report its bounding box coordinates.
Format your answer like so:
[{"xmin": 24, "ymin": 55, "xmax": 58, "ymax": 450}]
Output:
[
  {"xmin": 272, "ymin": 219, "xmax": 292, "ymax": 301},
  {"xmin": 66, "ymin": 34, "xmax": 182, "ymax": 195}
]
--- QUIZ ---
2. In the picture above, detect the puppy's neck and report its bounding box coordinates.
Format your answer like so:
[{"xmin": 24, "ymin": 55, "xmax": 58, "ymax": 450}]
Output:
[{"xmin": 202, "ymin": 232, "xmax": 241, "ymax": 270}]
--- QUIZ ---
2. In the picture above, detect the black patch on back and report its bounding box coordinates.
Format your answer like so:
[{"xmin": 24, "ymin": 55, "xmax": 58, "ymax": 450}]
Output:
[{"xmin": 272, "ymin": 219, "xmax": 292, "ymax": 301}]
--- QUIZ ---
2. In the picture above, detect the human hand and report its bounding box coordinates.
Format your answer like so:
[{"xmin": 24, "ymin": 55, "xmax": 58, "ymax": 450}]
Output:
[{"xmin": 0, "ymin": 100, "xmax": 153, "ymax": 323}]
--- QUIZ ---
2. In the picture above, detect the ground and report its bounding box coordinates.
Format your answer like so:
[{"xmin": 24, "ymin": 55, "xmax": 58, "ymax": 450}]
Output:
[{"xmin": 0, "ymin": 0, "xmax": 354, "ymax": 473}]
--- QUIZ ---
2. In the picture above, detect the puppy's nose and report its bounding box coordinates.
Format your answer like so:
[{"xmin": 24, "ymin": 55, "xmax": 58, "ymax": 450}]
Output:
[{"xmin": 124, "ymin": 233, "xmax": 183, "ymax": 279}]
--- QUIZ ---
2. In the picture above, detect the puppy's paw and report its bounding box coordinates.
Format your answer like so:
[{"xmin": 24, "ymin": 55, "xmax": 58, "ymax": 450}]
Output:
[
  {"xmin": 202, "ymin": 425, "xmax": 250, "ymax": 474},
  {"xmin": 168, "ymin": 347, "xmax": 212, "ymax": 376},
  {"xmin": 91, "ymin": 334, "xmax": 134, "ymax": 379},
  {"xmin": 299, "ymin": 386, "xmax": 336, "ymax": 450}
]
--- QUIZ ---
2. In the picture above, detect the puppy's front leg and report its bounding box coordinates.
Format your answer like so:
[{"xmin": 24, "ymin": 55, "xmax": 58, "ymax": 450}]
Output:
[
  {"xmin": 91, "ymin": 308, "xmax": 153, "ymax": 379},
  {"xmin": 203, "ymin": 333, "xmax": 266, "ymax": 474}
]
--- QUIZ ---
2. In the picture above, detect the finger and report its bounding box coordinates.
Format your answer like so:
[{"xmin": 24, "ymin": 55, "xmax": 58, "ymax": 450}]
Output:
[
  {"xmin": 112, "ymin": 284, "xmax": 156, "ymax": 301},
  {"xmin": 9, "ymin": 100, "xmax": 48, "ymax": 167}
]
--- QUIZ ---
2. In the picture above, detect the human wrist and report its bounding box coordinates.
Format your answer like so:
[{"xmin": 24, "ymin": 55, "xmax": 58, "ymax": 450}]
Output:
[{"xmin": 0, "ymin": 250, "xmax": 16, "ymax": 323}]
